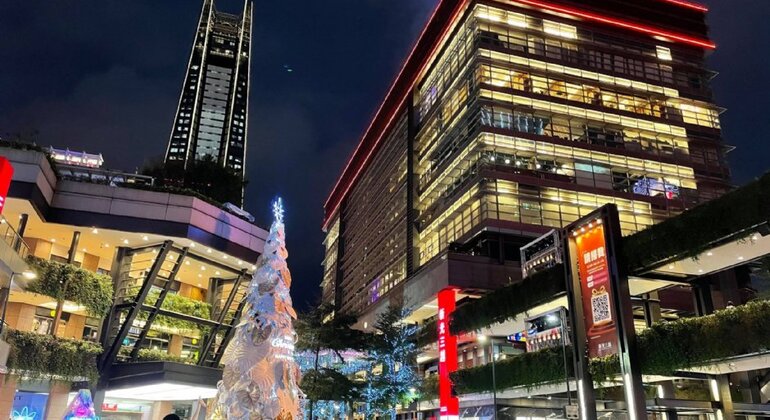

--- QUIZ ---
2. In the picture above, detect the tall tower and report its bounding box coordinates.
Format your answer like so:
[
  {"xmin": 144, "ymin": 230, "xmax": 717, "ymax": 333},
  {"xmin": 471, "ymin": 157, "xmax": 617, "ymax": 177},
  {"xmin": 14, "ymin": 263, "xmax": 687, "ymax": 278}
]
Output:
[{"xmin": 165, "ymin": 0, "xmax": 252, "ymax": 180}]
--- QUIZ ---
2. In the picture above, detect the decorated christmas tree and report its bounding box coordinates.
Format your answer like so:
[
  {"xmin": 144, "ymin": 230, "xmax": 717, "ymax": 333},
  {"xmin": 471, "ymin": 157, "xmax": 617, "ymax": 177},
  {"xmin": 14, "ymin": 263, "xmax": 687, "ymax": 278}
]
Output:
[
  {"xmin": 209, "ymin": 198, "xmax": 304, "ymax": 419},
  {"xmin": 63, "ymin": 389, "xmax": 98, "ymax": 420}
]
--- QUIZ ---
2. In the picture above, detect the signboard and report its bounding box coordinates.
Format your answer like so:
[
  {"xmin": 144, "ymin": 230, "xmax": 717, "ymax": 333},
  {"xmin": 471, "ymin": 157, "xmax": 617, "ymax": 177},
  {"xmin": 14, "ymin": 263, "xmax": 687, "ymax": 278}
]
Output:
[
  {"xmin": 565, "ymin": 405, "xmax": 580, "ymax": 419},
  {"xmin": 524, "ymin": 308, "xmax": 569, "ymax": 353},
  {"xmin": 573, "ymin": 221, "xmax": 618, "ymax": 359},
  {"xmin": 437, "ymin": 288, "xmax": 459, "ymax": 420},
  {"xmin": 0, "ymin": 157, "xmax": 14, "ymax": 215},
  {"xmin": 563, "ymin": 205, "xmax": 647, "ymax": 419}
]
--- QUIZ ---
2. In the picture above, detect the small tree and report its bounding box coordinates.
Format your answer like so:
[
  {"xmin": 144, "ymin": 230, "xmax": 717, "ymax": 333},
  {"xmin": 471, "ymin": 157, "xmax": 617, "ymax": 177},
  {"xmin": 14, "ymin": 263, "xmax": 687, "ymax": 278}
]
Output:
[
  {"xmin": 360, "ymin": 305, "xmax": 421, "ymax": 420},
  {"xmin": 296, "ymin": 303, "xmax": 368, "ymax": 418}
]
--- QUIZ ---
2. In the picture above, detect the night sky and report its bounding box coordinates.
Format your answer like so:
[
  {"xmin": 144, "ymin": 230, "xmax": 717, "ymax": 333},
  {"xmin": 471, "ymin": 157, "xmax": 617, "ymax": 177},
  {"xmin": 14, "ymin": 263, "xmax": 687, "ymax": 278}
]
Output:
[{"xmin": 0, "ymin": 0, "xmax": 767, "ymax": 310}]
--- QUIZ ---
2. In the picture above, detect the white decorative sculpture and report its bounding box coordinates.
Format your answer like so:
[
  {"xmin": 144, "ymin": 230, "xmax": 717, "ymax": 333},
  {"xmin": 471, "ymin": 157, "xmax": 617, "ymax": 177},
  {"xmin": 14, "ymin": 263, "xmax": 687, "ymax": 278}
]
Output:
[{"xmin": 209, "ymin": 198, "xmax": 303, "ymax": 419}]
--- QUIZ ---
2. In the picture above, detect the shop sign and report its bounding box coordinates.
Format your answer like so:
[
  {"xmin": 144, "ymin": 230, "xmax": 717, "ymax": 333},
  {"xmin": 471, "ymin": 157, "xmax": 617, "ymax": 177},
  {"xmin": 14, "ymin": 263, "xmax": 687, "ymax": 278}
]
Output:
[
  {"xmin": 437, "ymin": 288, "xmax": 459, "ymax": 420},
  {"xmin": 574, "ymin": 222, "xmax": 618, "ymax": 359}
]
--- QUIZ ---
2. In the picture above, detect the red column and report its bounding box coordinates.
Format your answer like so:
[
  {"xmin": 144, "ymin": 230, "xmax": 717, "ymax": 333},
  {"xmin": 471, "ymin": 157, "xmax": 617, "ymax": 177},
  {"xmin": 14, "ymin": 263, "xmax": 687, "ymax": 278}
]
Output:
[{"xmin": 437, "ymin": 288, "xmax": 459, "ymax": 420}]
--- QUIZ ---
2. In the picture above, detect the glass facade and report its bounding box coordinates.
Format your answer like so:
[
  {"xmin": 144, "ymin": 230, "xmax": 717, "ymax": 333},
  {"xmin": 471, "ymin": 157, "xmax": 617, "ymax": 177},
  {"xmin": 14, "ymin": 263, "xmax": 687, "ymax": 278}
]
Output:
[
  {"xmin": 165, "ymin": 0, "xmax": 252, "ymax": 178},
  {"xmin": 323, "ymin": 0, "xmax": 730, "ymax": 314}
]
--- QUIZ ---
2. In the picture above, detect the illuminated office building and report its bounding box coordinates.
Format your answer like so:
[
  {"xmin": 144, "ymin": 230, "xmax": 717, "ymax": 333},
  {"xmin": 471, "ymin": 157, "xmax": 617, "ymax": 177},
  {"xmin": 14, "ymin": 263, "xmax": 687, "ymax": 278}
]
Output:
[
  {"xmin": 321, "ymin": 0, "xmax": 730, "ymax": 318},
  {"xmin": 165, "ymin": 0, "xmax": 252, "ymax": 179}
]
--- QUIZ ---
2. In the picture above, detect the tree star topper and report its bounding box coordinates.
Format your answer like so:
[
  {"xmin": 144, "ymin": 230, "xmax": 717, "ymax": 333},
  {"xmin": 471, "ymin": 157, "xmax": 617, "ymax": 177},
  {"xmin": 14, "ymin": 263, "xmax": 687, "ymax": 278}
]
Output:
[{"xmin": 273, "ymin": 197, "xmax": 285, "ymax": 224}]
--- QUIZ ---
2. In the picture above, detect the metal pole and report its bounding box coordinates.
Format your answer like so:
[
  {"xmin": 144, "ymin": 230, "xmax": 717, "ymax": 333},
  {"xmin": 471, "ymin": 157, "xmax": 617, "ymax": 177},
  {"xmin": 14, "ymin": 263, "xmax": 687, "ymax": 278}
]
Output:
[
  {"xmin": 560, "ymin": 308, "xmax": 572, "ymax": 405},
  {"xmin": 491, "ymin": 339, "xmax": 498, "ymax": 420}
]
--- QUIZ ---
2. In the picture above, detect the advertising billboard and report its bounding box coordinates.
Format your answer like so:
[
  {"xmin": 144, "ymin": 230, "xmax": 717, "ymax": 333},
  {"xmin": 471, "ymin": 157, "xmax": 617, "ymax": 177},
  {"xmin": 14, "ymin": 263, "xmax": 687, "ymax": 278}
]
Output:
[
  {"xmin": 0, "ymin": 157, "xmax": 13, "ymax": 215},
  {"xmin": 437, "ymin": 288, "xmax": 459, "ymax": 420}
]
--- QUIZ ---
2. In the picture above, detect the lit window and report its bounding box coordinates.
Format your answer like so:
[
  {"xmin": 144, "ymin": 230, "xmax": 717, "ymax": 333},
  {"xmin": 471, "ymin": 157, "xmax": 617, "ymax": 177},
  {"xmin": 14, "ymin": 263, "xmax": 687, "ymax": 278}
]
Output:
[
  {"xmin": 656, "ymin": 46, "xmax": 673, "ymax": 61},
  {"xmin": 543, "ymin": 20, "xmax": 577, "ymax": 39}
]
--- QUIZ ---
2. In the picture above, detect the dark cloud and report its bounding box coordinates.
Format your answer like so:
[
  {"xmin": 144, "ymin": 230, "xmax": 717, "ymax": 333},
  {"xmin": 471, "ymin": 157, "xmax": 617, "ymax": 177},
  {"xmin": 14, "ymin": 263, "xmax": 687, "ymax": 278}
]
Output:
[{"xmin": 0, "ymin": 0, "xmax": 767, "ymax": 309}]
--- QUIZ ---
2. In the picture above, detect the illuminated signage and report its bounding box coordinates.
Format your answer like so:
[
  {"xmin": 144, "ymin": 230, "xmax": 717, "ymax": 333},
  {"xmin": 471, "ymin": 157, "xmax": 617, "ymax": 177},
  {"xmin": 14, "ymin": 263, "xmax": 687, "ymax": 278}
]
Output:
[
  {"xmin": 0, "ymin": 157, "xmax": 13, "ymax": 215},
  {"xmin": 632, "ymin": 177, "xmax": 679, "ymax": 199},
  {"xmin": 437, "ymin": 288, "xmax": 459, "ymax": 420},
  {"xmin": 573, "ymin": 221, "xmax": 618, "ymax": 359}
]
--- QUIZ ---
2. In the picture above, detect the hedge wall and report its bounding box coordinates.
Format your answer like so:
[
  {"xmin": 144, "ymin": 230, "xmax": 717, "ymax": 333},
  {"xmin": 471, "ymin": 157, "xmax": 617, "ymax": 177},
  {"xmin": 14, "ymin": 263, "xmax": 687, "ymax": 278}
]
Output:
[
  {"xmin": 449, "ymin": 264, "xmax": 566, "ymax": 335},
  {"xmin": 451, "ymin": 300, "xmax": 770, "ymax": 394},
  {"xmin": 5, "ymin": 329, "xmax": 102, "ymax": 383},
  {"xmin": 26, "ymin": 257, "xmax": 114, "ymax": 317}
]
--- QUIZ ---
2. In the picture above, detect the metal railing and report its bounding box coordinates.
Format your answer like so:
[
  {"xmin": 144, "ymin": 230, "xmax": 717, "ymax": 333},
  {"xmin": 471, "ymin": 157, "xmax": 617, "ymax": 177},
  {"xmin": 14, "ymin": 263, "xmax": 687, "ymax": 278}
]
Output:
[{"xmin": 0, "ymin": 216, "xmax": 29, "ymax": 260}]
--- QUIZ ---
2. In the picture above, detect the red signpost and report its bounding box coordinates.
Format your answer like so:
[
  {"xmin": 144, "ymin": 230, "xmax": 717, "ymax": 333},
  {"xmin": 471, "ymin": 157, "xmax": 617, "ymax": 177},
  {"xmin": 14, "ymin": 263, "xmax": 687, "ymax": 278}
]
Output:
[{"xmin": 437, "ymin": 288, "xmax": 459, "ymax": 420}]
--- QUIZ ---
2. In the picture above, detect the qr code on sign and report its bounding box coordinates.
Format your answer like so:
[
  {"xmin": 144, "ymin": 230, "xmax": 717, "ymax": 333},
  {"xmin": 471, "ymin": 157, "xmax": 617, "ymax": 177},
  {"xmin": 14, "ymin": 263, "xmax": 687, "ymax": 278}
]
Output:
[{"xmin": 591, "ymin": 293, "xmax": 611, "ymax": 324}]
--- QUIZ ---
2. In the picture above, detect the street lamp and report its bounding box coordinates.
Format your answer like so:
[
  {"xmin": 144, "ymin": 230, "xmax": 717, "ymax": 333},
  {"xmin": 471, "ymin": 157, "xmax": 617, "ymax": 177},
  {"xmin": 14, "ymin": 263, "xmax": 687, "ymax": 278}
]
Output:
[{"xmin": 478, "ymin": 334, "xmax": 497, "ymax": 420}]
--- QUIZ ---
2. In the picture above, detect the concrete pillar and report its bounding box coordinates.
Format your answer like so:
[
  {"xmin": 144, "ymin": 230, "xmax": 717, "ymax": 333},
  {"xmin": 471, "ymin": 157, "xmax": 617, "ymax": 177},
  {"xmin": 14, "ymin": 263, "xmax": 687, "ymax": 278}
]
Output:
[
  {"xmin": 45, "ymin": 381, "xmax": 72, "ymax": 420},
  {"xmin": 151, "ymin": 401, "xmax": 174, "ymax": 420},
  {"xmin": 657, "ymin": 381, "xmax": 679, "ymax": 420},
  {"xmin": 169, "ymin": 334, "xmax": 183, "ymax": 357},
  {"xmin": 0, "ymin": 374, "xmax": 18, "ymax": 419},
  {"xmin": 92, "ymin": 388, "xmax": 106, "ymax": 416},
  {"xmin": 711, "ymin": 375, "xmax": 736, "ymax": 420}
]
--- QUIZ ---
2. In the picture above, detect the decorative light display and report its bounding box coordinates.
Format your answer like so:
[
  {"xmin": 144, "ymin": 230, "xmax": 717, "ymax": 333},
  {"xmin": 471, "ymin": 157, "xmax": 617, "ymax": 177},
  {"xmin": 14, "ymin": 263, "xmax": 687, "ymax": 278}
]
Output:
[{"xmin": 63, "ymin": 389, "xmax": 98, "ymax": 420}]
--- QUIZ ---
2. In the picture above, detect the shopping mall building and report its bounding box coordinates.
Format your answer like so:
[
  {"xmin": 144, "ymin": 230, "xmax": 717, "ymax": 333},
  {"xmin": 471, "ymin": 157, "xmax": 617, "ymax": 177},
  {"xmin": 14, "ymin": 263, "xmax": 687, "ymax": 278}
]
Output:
[
  {"xmin": 321, "ymin": 0, "xmax": 770, "ymax": 418},
  {"xmin": 0, "ymin": 144, "xmax": 267, "ymax": 419}
]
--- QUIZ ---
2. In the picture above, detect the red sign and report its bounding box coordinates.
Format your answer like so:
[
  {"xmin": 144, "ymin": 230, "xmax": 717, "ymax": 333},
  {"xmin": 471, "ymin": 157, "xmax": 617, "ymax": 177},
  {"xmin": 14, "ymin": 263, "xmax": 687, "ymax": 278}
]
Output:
[
  {"xmin": 437, "ymin": 288, "xmax": 459, "ymax": 420},
  {"xmin": 0, "ymin": 157, "xmax": 13, "ymax": 215},
  {"xmin": 575, "ymin": 223, "xmax": 618, "ymax": 358}
]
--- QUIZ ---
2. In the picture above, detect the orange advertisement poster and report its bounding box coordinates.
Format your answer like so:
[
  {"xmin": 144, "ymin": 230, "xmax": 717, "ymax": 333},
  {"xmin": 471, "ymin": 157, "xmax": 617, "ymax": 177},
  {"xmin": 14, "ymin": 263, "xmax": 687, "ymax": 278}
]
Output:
[{"xmin": 575, "ymin": 223, "xmax": 618, "ymax": 359}]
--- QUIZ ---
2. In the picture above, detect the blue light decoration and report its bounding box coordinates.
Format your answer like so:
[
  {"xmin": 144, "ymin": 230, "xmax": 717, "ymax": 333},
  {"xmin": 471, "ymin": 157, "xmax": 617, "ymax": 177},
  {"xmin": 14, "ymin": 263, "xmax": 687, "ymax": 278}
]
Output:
[
  {"xmin": 11, "ymin": 407, "xmax": 37, "ymax": 420},
  {"xmin": 272, "ymin": 197, "xmax": 285, "ymax": 224},
  {"xmin": 63, "ymin": 389, "xmax": 98, "ymax": 420}
]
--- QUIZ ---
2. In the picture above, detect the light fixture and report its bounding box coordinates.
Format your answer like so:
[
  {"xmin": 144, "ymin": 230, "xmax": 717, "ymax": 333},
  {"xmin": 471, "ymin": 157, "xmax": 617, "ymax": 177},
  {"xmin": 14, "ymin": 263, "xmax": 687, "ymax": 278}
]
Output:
[
  {"xmin": 200, "ymin": 266, "xmax": 206, "ymax": 271},
  {"xmin": 504, "ymin": 159, "xmax": 511, "ymax": 164},
  {"xmin": 738, "ymin": 256, "xmax": 744, "ymax": 261},
  {"xmin": 82, "ymin": 248, "xmax": 87, "ymax": 252},
  {"xmin": 490, "ymin": 156, "xmax": 496, "ymax": 161},
  {"xmin": 477, "ymin": 334, "xmax": 488, "ymax": 343},
  {"xmin": 536, "ymin": 163, "xmax": 542, "ymax": 169},
  {"xmin": 707, "ymin": 251, "xmax": 713, "ymax": 256},
  {"xmin": 190, "ymin": 242, "xmax": 196, "ymax": 248},
  {"xmin": 142, "ymin": 235, "xmax": 149, "ymax": 241},
  {"xmin": 215, "ymin": 271, "xmax": 221, "ymax": 275},
  {"xmin": 223, "ymin": 255, "xmax": 229, "ymax": 260},
  {"xmin": 198, "ymin": 274, "xmax": 202, "ymax": 278},
  {"xmin": 92, "ymin": 228, "xmax": 99, "ymax": 234},
  {"xmin": 207, "ymin": 248, "xmax": 212, "ymax": 253},
  {"xmin": 22, "ymin": 271, "xmax": 37, "ymax": 280},
  {"xmin": 123, "ymin": 239, "xmax": 129, "ymax": 245},
  {"xmin": 237, "ymin": 261, "xmax": 243, "ymax": 266},
  {"xmin": 185, "ymin": 261, "xmax": 190, "ymax": 265},
  {"xmin": 51, "ymin": 238, "xmax": 56, "ymax": 243}
]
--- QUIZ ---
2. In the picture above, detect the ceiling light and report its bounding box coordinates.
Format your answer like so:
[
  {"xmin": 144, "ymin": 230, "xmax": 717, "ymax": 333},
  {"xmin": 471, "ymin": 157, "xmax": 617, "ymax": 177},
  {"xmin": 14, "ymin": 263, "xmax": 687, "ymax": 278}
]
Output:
[
  {"xmin": 22, "ymin": 271, "xmax": 37, "ymax": 280},
  {"xmin": 223, "ymin": 255, "xmax": 229, "ymax": 260},
  {"xmin": 198, "ymin": 283, "xmax": 202, "ymax": 287},
  {"xmin": 123, "ymin": 239, "xmax": 129, "ymax": 245},
  {"xmin": 142, "ymin": 235, "xmax": 149, "ymax": 241},
  {"xmin": 198, "ymin": 274, "xmax": 202, "ymax": 278},
  {"xmin": 668, "ymin": 265, "xmax": 675, "ymax": 269},
  {"xmin": 215, "ymin": 271, "xmax": 221, "ymax": 276},
  {"xmin": 190, "ymin": 243, "xmax": 196, "ymax": 248},
  {"xmin": 200, "ymin": 266, "xmax": 206, "ymax": 271},
  {"xmin": 237, "ymin": 261, "xmax": 243, "ymax": 266},
  {"xmin": 207, "ymin": 248, "xmax": 212, "ymax": 253},
  {"xmin": 251, "ymin": 265, "xmax": 256, "ymax": 270},
  {"xmin": 51, "ymin": 239, "xmax": 56, "ymax": 243},
  {"xmin": 185, "ymin": 261, "xmax": 190, "ymax": 265},
  {"xmin": 92, "ymin": 228, "xmax": 99, "ymax": 234},
  {"xmin": 738, "ymin": 256, "xmax": 744, "ymax": 260},
  {"xmin": 707, "ymin": 252, "xmax": 713, "ymax": 256},
  {"xmin": 82, "ymin": 248, "xmax": 87, "ymax": 252},
  {"xmin": 504, "ymin": 159, "xmax": 511, "ymax": 164}
]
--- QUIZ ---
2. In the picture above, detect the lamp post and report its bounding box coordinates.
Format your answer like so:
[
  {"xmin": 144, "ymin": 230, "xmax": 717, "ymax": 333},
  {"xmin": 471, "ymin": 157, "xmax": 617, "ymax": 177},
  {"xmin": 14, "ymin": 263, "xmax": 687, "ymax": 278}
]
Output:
[
  {"xmin": 547, "ymin": 308, "xmax": 572, "ymax": 406},
  {"xmin": 478, "ymin": 335, "xmax": 497, "ymax": 420}
]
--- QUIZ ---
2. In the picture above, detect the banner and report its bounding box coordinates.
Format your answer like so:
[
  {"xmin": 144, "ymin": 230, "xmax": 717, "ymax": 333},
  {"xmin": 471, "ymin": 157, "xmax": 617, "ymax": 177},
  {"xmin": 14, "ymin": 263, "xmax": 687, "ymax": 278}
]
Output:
[
  {"xmin": 437, "ymin": 288, "xmax": 459, "ymax": 420},
  {"xmin": 574, "ymin": 223, "xmax": 618, "ymax": 358}
]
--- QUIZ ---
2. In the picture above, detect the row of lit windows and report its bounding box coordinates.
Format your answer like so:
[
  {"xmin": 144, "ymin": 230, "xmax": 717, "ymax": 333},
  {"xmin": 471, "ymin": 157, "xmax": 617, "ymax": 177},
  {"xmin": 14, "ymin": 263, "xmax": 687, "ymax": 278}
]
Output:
[
  {"xmin": 477, "ymin": 64, "xmax": 720, "ymax": 128},
  {"xmin": 417, "ymin": 180, "xmax": 660, "ymax": 264}
]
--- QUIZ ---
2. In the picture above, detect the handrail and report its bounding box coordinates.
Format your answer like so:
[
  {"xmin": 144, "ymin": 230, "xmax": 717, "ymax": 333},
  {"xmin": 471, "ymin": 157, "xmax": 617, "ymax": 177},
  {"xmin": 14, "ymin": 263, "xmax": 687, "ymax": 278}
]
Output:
[{"xmin": 0, "ymin": 216, "xmax": 30, "ymax": 260}]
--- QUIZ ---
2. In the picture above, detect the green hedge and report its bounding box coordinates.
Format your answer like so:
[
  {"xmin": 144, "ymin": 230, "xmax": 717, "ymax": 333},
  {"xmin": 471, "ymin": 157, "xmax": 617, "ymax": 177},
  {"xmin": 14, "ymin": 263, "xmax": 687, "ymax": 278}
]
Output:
[
  {"xmin": 132, "ymin": 289, "xmax": 211, "ymax": 334},
  {"xmin": 5, "ymin": 329, "xmax": 102, "ymax": 383},
  {"xmin": 26, "ymin": 257, "xmax": 114, "ymax": 317},
  {"xmin": 449, "ymin": 264, "xmax": 566, "ymax": 335},
  {"xmin": 135, "ymin": 348, "xmax": 196, "ymax": 364},
  {"xmin": 624, "ymin": 172, "xmax": 770, "ymax": 272},
  {"xmin": 451, "ymin": 300, "xmax": 770, "ymax": 394}
]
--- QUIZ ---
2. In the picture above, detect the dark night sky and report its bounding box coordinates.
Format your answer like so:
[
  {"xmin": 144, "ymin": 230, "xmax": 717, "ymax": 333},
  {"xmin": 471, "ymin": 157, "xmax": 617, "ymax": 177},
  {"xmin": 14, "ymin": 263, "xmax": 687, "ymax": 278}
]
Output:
[{"xmin": 0, "ymin": 0, "xmax": 768, "ymax": 310}]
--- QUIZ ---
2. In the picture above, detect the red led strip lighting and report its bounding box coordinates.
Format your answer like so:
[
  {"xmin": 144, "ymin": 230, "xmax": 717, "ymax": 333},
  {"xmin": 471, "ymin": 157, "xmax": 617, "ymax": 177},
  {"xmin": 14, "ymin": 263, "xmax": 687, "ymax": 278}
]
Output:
[
  {"xmin": 323, "ymin": 0, "xmax": 714, "ymax": 228},
  {"xmin": 515, "ymin": 0, "xmax": 715, "ymax": 49},
  {"xmin": 660, "ymin": 0, "xmax": 708, "ymax": 12}
]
